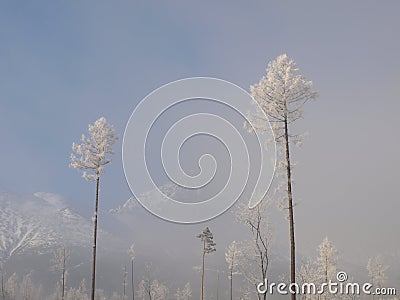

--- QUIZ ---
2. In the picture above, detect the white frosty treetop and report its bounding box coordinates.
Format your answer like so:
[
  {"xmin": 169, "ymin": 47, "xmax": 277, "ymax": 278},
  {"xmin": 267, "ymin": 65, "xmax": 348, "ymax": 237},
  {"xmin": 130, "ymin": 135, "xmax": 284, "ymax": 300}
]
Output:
[
  {"xmin": 138, "ymin": 279, "xmax": 169, "ymax": 300},
  {"xmin": 317, "ymin": 237, "xmax": 337, "ymax": 281},
  {"xmin": 175, "ymin": 283, "xmax": 192, "ymax": 300},
  {"xmin": 225, "ymin": 241, "xmax": 241, "ymax": 278},
  {"xmin": 248, "ymin": 54, "xmax": 318, "ymax": 211},
  {"xmin": 128, "ymin": 243, "xmax": 135, "ymax": 260},
  {"xmin": 70, "ymin": 117, "xmax": 118, "ymax": 181},
  {"xmin": 249, "ymin": 54, "xmax": 317, "ymax": 150},
  {"xmin": 51, "ymin": 247, "xmax": 70, "ymax": 272},
  {"xmin": 250, "ymin": 53, "xmax": 317, "ymax": 124},
  {"xmin": 367, "ymin": 255, "xmax": 388, "ymax": 287}
]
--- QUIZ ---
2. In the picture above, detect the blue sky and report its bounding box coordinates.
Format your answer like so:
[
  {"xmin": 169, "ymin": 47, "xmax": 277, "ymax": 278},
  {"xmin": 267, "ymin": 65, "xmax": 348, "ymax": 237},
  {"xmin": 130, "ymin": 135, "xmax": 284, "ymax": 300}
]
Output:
[{"xmin": 1, "ymin": 1, "xmax": 400, "ymax": 263}]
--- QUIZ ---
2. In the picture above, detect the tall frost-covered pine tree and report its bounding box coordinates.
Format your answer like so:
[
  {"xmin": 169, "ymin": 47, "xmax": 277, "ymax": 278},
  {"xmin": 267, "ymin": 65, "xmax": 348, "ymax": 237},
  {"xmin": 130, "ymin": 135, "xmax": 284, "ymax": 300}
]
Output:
[
  {"xmin": 250, "ymin": 54, "xmax": 317, "ymax": 299},
  {"xmin": 70, "ymin": 117, "xmax": 118, "ymax": 300},
  {"xmin": 197, "ymin": 227, "xmax": 216, "ymax": 300}
]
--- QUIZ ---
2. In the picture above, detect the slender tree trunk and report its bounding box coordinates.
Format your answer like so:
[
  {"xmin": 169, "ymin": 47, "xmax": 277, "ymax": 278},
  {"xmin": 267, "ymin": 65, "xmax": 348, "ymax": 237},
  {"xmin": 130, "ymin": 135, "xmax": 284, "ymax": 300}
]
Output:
[
  {"xmin": 62, "ymin": 247, "xmax": 66, "ymax": 300},
  {"xmin": 200, "ymin": 240, "xmax": 205, "ymax": 300},
  {"xmin": 131, "ymin": 259, "xmax": 135, "ymax": 300},
  {"xmin": 24, "ymin": 280, "xmax": 28, "ymax": 300},
  {"xmin": 260, "ymin": 251, "xmax": 267, "ymax": 300},
  {"xmin": 91, "ymin": 177, "xmax": 100, "ymax": 300},
  {"xmin": 148, "ymin": 279, "xmax": 152, "ymax": 300},
  {"xmin": 371, "ymin": 277, "xmax": 375, "ymax": 300},
  {"xmin": 284, "ymin": 117, "xmax": 296, "ymax": 300},
  {"xmin": 1, "ymin": 270, "xmax": 5, "ymax": 300},
  {"xmin": 123, "ymin": 265, "xmax": 126, "ymax": 300},
  {"xmin": 229, "ymin": 268, "xmax": 233, "ymax": 300},
  {"xmin": 325, "ymin": 256, "xmax": 328, "ymax": 282},
  {"xmin": 62, "ymin": 269, "xmax": 65, "ymax": 300},
  {"xmin": 324, "ymin": 256, "xmax": 328, "ymax": 300},
  {"xmin": 216, "ymin": 270, "xmax": 219, "ymax": 300}
]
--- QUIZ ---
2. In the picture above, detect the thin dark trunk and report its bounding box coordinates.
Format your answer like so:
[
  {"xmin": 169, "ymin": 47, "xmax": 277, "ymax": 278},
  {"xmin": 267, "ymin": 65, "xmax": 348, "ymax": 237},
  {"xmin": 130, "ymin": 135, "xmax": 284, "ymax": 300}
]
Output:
[
  {"xmin": 261, "ymin": 255, "xmax": 267, "ymax": 300},
  {"xmin": 24, "ymin": 280, "xmax": 28, "ymax": 300},
  {"xmin": 62, "ymin": 269, "xmax": 65, "ymax": 300},
  {"xmin": 91, "ymin": 177, "xmax": 100, "ymax": 300},
  {"xmin": 131, "ymin": 259, "xmax": 135, "ymax": 300},
  {"xmin": 229, "ymin": 269, "xmax": 232, "ymax": 300},
  {"xmin": 284, "ymin": 117, "xmax": 296, "ymax": 300},
  {"xmin": 216, "ymin": 271, "xmax": 219, "ymax": 300},
  {"xmin": 148, "ymin": 279, "xmax": 152, "ymax": 300},
  {"xmin": 322, "ymin": 256, "xmax": 327, "ymax": 300},
  {"xmin": 62, "ymin": 247, "xmax": 66, "ymax": 300},
  {"xmin": 371, "ymin": 277, "xmax": 375, "ymax": 300},
  {"xmin": 1, "ymin": 270, "xmax": 5, "ymax": 300},
  {"xmin": 123, "ymin": 266, "xmax": 126, "ymax": 300},
  {"xmin": 200, "ymin": 240, "xmax": 205, "ymax": 300}
]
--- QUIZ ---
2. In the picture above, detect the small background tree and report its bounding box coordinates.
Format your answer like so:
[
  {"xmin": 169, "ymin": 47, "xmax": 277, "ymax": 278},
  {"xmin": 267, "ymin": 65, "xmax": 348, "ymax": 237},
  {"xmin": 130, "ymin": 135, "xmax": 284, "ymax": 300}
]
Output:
[
  {"xmin": 236, "ymin": 200, "xmax": 271, "ymax": 300},
  {"xmin": 138, "ymin": 279, "xmax": 168, "ymax": 300},
  {"xmin": 128, "ymin": 243, "xmax": 135, "ymax": 300},
  {"xmin": 5, "ymin": 273, "xmax": 17, "ymax": 300},
  {"xmin": 51, "ymin": 247, "xmax": 71, "ymax": 300},
  {"xmin": 297, "ymin": 258, "xmax": 318, "ymax": 300},
  {"xmin": 196, "ymin": 227, "xmax": 216, "ymax": 300},
  {"xmin": 123, "ymin": 265, "xmax": 128, "ymax": 300},
  {"xmin": 316, "ymin": 237, "xmax": 337, "ymax": 284},
  {"xmin": 20, "ymin": 273, "xmax": 33, "ymax": 300},
  {"xmin": 316, "ymin": 237, "xmax": 337, "ymax": 300},
  {"xmin": 367, "ymin": 255, "xmax": 388, "ymax": 300},
  {"xmin": 175, "ymin": 283, "xmax": 192, "ymax": 300},
  {"xmin": 225, "ymin": 241, "xmax": 241, "ymax": 300}
]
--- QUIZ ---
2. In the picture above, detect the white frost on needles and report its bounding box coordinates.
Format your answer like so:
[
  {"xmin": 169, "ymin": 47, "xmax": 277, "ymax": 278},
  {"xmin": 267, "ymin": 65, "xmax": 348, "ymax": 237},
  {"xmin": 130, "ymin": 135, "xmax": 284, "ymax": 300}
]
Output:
[{"xmin": 70, "ymin": 117, "xmax": 118, "ymax": 181}]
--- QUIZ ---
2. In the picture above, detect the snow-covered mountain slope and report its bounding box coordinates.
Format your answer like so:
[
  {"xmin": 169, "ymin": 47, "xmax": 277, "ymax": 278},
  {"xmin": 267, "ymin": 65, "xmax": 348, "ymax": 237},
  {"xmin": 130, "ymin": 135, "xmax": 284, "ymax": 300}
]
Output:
[
  {"xmin": 108, "ymin": 196, "xmax": 139, "ymax": 214},
  {"xmin": 0, "ymin": 191, "xmax": 93, "ymax": 261}
]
